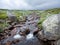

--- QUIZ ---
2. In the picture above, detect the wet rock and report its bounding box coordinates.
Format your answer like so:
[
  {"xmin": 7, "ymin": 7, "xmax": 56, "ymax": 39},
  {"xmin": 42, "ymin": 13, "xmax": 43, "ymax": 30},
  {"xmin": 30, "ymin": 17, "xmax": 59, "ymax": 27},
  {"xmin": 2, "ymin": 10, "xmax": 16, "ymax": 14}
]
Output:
[
  {"xmin": 11, "ymin": 26, "xmax": 26, "ymax": 36},
  {"xmin": 42, "ymin": 14, "xmax": 60, "ymax": 40},
  {"xmin": 26, "ymin": 14, "xmax": 40, "ymax": 21},
  {"xmin": 11, "ymin": 22, "xmax": 17, "ymax": 26},
  {"xmin": 12, "ymin": 39, "xmax": 20, "ymax": 44},
  {"xmin": 20, "ymin": 26, "xmax": 29, "ymax": 35},
  {"xmin": 25, "ymin": 20, "xmax": 39, "ymax": 25},
  {"xmin": 11, "ymin": 28, "xmax": 17, "ymax": 36},
  {"xmin": 5, "ymin": 41, "xmax": 12, "ymax": 45},
  {"xmin": 54, "ymin": 39, "xmax": 60, "ymax": 45},
  {"xmin": 37, "ymin": 30, "xmax": 47, "ymax": 41},
  {"xmin": 4, "ymin": 25, "xmax": 14, "ymax": 30},
  {"xmin": 14, "ymin": 24, "xmax": 23, "ymax": 27},
  {"xmin": 27, "ymin": 15, "xmax": 34, "ymax": 21},
  {"xmin": 14, "ymin": 24, "xmax": 30, "ymax": 35},
  {"xmin": 8, "ymin": 25, "xmax": 15, "ymax": 30},
  {"xmin": 26, "ymin": 24, "xmax": 38, "ymax": 33}
]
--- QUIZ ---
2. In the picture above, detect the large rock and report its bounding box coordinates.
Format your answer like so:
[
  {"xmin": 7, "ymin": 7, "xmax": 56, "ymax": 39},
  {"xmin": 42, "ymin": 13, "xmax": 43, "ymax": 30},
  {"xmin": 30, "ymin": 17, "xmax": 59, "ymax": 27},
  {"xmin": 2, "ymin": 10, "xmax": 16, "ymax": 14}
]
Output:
[
  {"xmin": 7, "ymin": 11, "xmax": 17, "ymax": 22},
  {"xmin": 42, "ymin": 14, "xmax": 60, "ymax": 40},
  {"xmin": 54, "ymin": 39, "xmax": 60, "ymax": 45},
  {"xmin": 37, "ymin": 30, "xmax": 47, "ymax": 41}
]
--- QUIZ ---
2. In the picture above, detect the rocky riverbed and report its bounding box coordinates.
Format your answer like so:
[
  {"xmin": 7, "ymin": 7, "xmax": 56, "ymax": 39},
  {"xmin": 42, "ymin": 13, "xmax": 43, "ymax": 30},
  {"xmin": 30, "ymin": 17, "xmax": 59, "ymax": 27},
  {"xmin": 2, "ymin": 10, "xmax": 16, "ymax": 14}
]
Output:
[
  {"xmin": 0, "ymin": 13, "xmax": 60, "ymax": 45},
  {"xmin": 0, "ymin": 14, "xmax": 43, "ymax": 45}
]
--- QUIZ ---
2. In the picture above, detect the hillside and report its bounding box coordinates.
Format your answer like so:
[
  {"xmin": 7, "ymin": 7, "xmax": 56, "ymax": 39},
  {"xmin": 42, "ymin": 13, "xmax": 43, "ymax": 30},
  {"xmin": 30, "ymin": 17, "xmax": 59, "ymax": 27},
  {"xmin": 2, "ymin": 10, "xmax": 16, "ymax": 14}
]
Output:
[{"xmin": 0, "ymin": 8, "xmax": 60, "ymax": 32}]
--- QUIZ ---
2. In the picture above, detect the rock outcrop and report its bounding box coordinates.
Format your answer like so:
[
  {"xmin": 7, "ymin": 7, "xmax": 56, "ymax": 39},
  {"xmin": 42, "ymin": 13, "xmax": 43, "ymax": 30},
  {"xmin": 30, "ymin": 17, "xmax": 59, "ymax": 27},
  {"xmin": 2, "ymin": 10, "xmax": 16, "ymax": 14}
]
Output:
[{"xmin": 42, "ymin": 14, "xmax": 60, "ymax": 40}]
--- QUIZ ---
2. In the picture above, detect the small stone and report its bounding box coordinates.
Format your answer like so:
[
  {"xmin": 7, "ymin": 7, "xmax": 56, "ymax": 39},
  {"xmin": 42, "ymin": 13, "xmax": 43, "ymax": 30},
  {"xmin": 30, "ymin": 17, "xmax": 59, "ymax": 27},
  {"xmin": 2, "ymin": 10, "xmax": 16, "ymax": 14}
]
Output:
[
  {"xmin": 11, "ymin": 28, "xmax": 17, "ymax": 36},
  {"xmin": 6, "ymin": 41, "xmax": 12, "ymax": 45},
  {"xmin": 20, "ymin": 26, "xmax": 30, "ymax": 35},
  {"xmin": 12, "ymin": 39, "xmax": 20, "ymax": 44},
  {"xmin": 11, "ymin": 22, "xmax": 17, "ymax": 26},
  {"xmin": 14, "ymin": 24, "xmax": 23, "ymax": 27}
]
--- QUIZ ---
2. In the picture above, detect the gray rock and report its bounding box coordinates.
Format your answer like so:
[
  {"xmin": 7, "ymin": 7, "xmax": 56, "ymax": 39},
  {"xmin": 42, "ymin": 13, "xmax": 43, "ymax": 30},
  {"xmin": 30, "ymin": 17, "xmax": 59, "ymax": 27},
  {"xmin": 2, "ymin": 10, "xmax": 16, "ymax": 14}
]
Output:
[
  {"xmin": 37, "ymin": 30, "xmax": 47, "ymax": 41},
  {"xmin": 27, "ymin": 14, "xmax": 40, "ymax": 21},
  {"xmin": 8, "ymin": 15, "xmax": 17, "ymax": 22},
  {"xmin": 54, "ymin": 39, "xmax": 60, "ymax": 45},
  {"xmin": 27, "ymin": 15, "xmax": 34, "ymax": 21},
  {"xmin": 7, "ymin": 11, "xmax": 17, "ymax": 22},
  {"xmin": 42, "ymin": 14, "xmax": 60, "ymax": 40}
]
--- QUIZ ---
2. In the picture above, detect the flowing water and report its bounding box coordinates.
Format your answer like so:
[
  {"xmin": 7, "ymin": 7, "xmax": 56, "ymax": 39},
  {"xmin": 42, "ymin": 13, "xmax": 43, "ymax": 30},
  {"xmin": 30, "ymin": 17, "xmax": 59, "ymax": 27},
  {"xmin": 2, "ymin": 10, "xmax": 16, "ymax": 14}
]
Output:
[{"xmin": 0, "ymin": 13, "xmax": 48, "ymax": 45}]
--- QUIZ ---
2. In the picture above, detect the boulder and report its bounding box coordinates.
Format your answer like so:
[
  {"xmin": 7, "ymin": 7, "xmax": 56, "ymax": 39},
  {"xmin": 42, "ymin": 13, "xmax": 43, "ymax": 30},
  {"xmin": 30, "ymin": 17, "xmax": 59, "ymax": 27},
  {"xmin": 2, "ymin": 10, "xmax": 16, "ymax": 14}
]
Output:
[
  {"xmin": 7, "ymin": 11, "xmax": 17, "ymax": 22},
  {"xmin": 42, "ymin": 14, "xmax": 60, "ymax": 40},
  {"xmin": 54, "ymin": 39, "xmax": 60, "ymax": 45},
  {"xmin": 37, "ymin": 30, "xmax": 47, "ymax": 41},
  {"xmin": 8, "ymin": 15, "xmax": 17, "ymax": 22}
]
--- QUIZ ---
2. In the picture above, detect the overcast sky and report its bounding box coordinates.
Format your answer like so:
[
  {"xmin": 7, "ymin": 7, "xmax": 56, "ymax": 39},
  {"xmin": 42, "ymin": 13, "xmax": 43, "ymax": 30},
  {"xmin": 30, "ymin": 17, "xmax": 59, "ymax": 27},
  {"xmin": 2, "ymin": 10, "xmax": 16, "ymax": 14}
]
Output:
[{"xmin": 0, "ymin": 0, "xmax": 60, "ymax": 10}]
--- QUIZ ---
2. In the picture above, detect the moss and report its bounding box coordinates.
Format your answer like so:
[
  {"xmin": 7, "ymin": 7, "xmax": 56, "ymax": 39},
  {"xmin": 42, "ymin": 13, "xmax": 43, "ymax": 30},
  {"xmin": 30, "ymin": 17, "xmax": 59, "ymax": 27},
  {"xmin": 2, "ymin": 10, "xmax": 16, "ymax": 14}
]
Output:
[
  {"xmin": 0, "ymin": 15, "xmax": 8, "ymax": 19},
  {"xmin": 0, "ymin": 10, "xmax": 7, "ymax": 19}
]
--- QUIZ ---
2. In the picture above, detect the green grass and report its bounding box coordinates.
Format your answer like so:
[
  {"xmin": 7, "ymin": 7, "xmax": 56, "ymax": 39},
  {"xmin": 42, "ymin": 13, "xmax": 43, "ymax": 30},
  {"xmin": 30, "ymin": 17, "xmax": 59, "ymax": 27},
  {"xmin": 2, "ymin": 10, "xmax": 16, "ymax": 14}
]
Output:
[
  {"xmin": 0, "ymin": 15, "xmax": 8, "ymax": 19},
  {"xmin": 0, "ymin": 22, "xmax": 9, "ymax": 32},
  {"xmin": 0, "ymin": 10, "xmax": 7, "ymax": 19}
]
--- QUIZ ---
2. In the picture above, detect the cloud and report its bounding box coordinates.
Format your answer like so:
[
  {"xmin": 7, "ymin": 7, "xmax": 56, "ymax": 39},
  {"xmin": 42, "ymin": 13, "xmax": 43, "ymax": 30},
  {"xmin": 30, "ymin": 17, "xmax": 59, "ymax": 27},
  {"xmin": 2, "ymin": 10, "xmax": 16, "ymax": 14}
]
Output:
[
  {"xmin": 35, "ymin": 1, "xmax": 60, "ymax": 10},
  {"xmin": 9, "ymin": 0, "xmax": 34, "ymax": 10},
  {"xmin": 0, "ymin": 0, "xmax": 60, "ymax": 10},
  {"xmin": 0, "ymin": 0, "xmax": 34, "ymax": 10},
  {"xmin": 26, "ymin": 0, "xmax": 60, "ymax": 10}
]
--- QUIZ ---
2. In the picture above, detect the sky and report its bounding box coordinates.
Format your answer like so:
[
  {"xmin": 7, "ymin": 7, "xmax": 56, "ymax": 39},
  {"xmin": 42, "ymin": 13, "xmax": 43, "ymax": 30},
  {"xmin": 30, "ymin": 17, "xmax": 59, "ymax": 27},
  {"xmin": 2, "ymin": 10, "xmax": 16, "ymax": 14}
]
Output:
[{"xmin": 0, "ymin": 0, "xmax": 60, "ymax": 10}]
